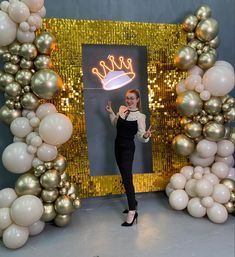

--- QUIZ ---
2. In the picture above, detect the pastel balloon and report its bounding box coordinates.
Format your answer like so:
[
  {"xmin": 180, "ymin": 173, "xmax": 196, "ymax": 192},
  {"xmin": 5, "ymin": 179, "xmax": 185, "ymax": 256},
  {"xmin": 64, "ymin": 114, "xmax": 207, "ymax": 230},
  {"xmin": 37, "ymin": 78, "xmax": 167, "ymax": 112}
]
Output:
[
  {"xmin": 10, "ymin": 195, "xmax": 43, "ymax": 226},
  {"xmin": 189, "ymin": 151, "xmax": 214, "ymax": 167},
  {"xmin": 0, "ymin": 208, "xmax": 12, "ymax": 230},
  {"xmin": 21, "ymin": 0, "xmax": 44, "ymax": 12},
  {"xmin": 203, "ymin": 173, "xmax": 219, "ymax": 186},
  {"xmin": 39, "ymin": 113, "xmax": 73, "ymax": 146},
  {"xmin": 196, "ymin": 139, "xmax": 217, "ymax": 158},
  {"xmin": 2, "ymin": 142, "xmax": 34, "ymax": 173},
  {"xmin": 28, "ymin": 220, "xmax": 45, "ymax": 236},
  {"xmin": 8, "ymin": 2, "xmax": 30, "ymax": 23},
  {"xmin": 211, "ymin": 162, "xmax": 229, "ymax": 179},
  {"xmin": 3, "ymin": 224, "xmax": 29, "ymax": 249},
  {"xmin": 212, "ymin": 184, "xmax": 230, "ymax": 204},
  {"xmin": 10, "ymin": 117, "xmax": 33, "ymax": 138},
  {"xmin": 36, "ymin": 103, "xmax": 57, "ymax": 119},
  {"xmin": 184, "ymin": 75, "xmax": 201, "ymax": 90},
  {"xmin": 180, "ymin": 166, "xmax": 194, "ymax": 180},
  {"xmin": 187, "ymin": 198, "xmax": 206, "ymax": 218},
  {"xmin": 201, "ymin": 196, "xmax": 214, "ymax": 208},
  {"xmin": 16, "ymin": 28, "xmax": 35, "ymax": 43},
  {"xmin": 170, "ymin": 173, "xmax": 186, "ymax": 189},
  {"xmin": 0, "ymin": 188, "xmax": 17, "ymax": 208},
  {"xmin": 187, "ymin": 65, "xmax": 204, "ymax": 77},
  {"xmin": 165, "ymin": 183, "xmax": 174, "ymax": 197},
  {"xmin": 207, "ymin": 203, "xmax": 228, "ymax": 223},
  {"xmin": 176, "ymin": 80, "xmax": 187, "ymax": 95},
  {"xmin": 169, "ymin": 189, "xmax": 189, "ymax": 210},
  {"xmin": 217, "ymin": 140, "xmax": 234, "ymax": 157},
  {"xmin": 195, "ymin": 178, "xmax": 213, "ymax": 197},
  {"xmin": 227, "ymin": 168, "xmax": 235, "ymax": 180},
  {"xmin": 37, "ymin": 143, "xmax": 58, "ymax": 162},
  {"xmin": 214, "ymin": 61, "xmax": 234, "ymax": 72},
  {"xmin": 185, "ymin": 179, "xmax": 197, "ymax": 197}
]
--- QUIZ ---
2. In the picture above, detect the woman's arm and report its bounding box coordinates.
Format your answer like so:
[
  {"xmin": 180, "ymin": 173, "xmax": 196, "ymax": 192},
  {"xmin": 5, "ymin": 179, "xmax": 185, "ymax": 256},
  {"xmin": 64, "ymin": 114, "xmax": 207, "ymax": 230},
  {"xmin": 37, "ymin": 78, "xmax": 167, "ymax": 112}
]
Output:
[{"xmin": 137, "ymin": 114, "xmax": 150, "ymax": 143}]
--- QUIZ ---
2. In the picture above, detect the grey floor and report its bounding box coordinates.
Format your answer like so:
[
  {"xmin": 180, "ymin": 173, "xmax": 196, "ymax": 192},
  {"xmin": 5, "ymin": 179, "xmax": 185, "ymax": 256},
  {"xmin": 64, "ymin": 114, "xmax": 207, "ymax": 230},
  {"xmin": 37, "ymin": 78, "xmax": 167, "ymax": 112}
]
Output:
[{"xmin": 0, "ymin": 192, "xmax": 234, "ymax": 257}]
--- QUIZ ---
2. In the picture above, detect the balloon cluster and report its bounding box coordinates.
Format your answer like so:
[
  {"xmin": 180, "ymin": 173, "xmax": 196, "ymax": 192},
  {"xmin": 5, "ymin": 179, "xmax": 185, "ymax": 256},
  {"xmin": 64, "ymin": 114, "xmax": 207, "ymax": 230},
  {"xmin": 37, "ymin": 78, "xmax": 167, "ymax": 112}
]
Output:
[
  {"xmin": 174, "ymin": 5, "xmax": 219, "ymax": 70},
  {"xmin": 0, "ymin": 0, "xmax": 80, "ymax": 249},
  {"xmin": 168, "ymin": 5, "xmax": 235, "ymax": 224}
]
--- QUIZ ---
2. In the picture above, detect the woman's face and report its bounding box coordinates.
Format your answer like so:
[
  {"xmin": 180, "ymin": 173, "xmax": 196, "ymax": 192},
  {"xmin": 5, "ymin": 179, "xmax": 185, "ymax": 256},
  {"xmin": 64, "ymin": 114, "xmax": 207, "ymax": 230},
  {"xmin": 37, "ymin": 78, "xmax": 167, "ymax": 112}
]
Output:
[{"xmin": 125, "ymin": 93, "xmax": 139, "ymax": 109}]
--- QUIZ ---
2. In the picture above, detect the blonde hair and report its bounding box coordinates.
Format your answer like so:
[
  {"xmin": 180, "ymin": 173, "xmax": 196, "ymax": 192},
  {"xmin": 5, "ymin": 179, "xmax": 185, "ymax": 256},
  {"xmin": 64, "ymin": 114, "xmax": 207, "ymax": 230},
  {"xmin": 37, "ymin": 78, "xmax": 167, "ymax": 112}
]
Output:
[{"xmin": 125, "ymin": 89, "xmax": 141, "ymax": 110}]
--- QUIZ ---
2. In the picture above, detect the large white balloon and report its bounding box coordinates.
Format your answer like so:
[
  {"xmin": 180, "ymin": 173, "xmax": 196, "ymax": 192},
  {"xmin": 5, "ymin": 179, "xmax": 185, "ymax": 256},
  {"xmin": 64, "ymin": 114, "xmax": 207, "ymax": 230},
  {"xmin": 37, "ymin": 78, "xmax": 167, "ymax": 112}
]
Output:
[
  {"xmin": 22, "ymin": 0, "xmax": 44, "ymax": 12},
  {"xmin": 202, "ymin": 66, "xmax": 235, "ymax": 96},
  {"xmin": 8, "ymin": 2, "xmax": 30, "ymax": 23},
  {"xmin": 169, "ymin": 189, "xmax": 189, "ymax": 210},
  {"xmin": 170, "ymin": 173, "xmax": 186, "ymax": 189},
  {"xmin": 196, "ymin": 139, "xmax": 217, "ymax": 158},
  {"xmin": 10, "ymin": 117, "xmax": 33, "ymax": 138},
  {"xmin": 28, "ymin": 220, "xmax": 45, "ymax": 236},
  {"xmin": 2, "ymin": 142, "xmax": 34, "ymax": 173},
  {"xmin": 189, "ymin": 151, "xmax": 215, "ymax": 167},
  {"xmin": 39, "ymin": 113, "xmax": 73, "ymax": 145},
  {"xmin": 10, "ymin": 195, "xmax": 43, "ymax": 226},
  {"xmin": 207, "ymin": 203, "xmax": 228, "ymax": 223},
  {"xmin": 0, "ymin": 10, "xmax": 17, "ymax": 47},
  {"xmin": 185, "ymin": 179, "xmax": 197, "ymax": 197},
  {"xmin": 187, "ymin": 198, "xmax": 206, "ymax": 218},
  {"xmin": 214, "ymin": 61, "xmax": 234, "ymax": 73},
  {"xmin": 215, "ymin": 155, "xmax": 234, "ymax": 167},
  {"xmin": 0, "ymin": 188, "xmax": 17, "ymax": 208},
  {"xmin": 37, "ymin": 143, "xmax": 58, "ymax": 162},
  {"xmin": 195, "ymin": 178, "xmax": 213, "ymax": 197},
  {"xmin": 211, "ymin": 162, "xmax": 229, "ymax": 179},
  {"xmin": 36, "ymin": 103, "xmax": 57, "ymax": 119},
  {"xmin": 3, "ymin": 224, "xmax": 29, "ymax": 249},
  {"xmin": 216, "ymin": 140, "xmax": 234, "ymax": 157},
  {"xmin": 212, "ymin": 184, "xmax": 230, "ymax": 204},
  {"xmin": 0, "ymin": 208, "xmax": 12, "ymax": 230},
  {"xmin": 227, "ymin": 168, "xmax": 235, "ymax": 180}
]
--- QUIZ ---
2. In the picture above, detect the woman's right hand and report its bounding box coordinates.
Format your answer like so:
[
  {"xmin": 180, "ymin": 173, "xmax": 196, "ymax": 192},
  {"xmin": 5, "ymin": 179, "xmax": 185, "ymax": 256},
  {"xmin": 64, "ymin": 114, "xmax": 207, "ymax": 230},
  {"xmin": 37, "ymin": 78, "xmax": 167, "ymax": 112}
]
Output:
[{"xmin": 106, "ymin": 101, "xmax": 113, "ymax": 114}]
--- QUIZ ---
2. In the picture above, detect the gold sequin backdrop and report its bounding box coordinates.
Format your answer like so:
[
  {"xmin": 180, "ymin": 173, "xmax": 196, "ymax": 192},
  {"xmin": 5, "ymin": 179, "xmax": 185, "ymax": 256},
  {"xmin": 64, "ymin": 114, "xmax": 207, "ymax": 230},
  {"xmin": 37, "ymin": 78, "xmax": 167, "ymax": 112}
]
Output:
[{"xmin": 41, "ymin": 19, "xmax": 187, "ymax": 197}]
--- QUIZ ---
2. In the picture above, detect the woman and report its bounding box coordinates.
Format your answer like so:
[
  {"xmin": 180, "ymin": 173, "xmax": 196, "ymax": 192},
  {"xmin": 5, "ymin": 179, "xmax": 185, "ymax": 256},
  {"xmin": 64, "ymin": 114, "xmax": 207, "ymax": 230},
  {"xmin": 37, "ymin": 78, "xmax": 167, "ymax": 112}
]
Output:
[{"xmin": 106, "ymin": 89, "xmax": 152, "ymax": 226}]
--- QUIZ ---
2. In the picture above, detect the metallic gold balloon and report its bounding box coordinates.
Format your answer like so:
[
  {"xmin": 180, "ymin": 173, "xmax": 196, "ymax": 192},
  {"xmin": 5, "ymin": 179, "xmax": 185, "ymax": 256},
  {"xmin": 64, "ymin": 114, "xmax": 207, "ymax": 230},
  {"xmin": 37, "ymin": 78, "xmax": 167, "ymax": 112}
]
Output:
[
  {"xmin": 73, "ymin": 198, "xmax": 81, "ymax": 209},
  {"xmin": 172, "ymin": 134, "xmax": 195, "ymax": 156},
  {"xmin": 187, "ymin": 39, "xmax": 200, "ymax": 49},
  {"xmin": 31, "ymin": 69, "xmax": 63, "ymax": 99},
  {"xmin": 15, "ymin": 173, "xmax": 42, "ymax": 196},
  {"xmin": 67, "ymin": 183, "xmax": 79, "ymax": 197},
  {"xmin": 40, "ymin": 169, "xmax": 61, "ymax": 190},
  {"xmin": 208, "ymin": 48, "xmax": 217, "ymax": 57},
  {"xmin": 34, "ymin": 55, "xmax": 53, "ymax": 70},
  {"xmin": 20, "ymin": 43, "xmax": 38, "ymax": 61},
  {"xmin": 197, "ymin": 52, "xmax": 216, "ymax": 70},
  {"xmin": 176, "ymin": 91, "xmax": 203, "ymax": 116},
  {"xmin": 44, "ymin": 162, "xmax": 54, "ymax": 170},
  {"xmin": 221, "ymin": 95, "xmax": 230, "ymax": 104},
  {"xmin": 34, "ymin": 164, "xmax": 46, "ymax": 177},
  {"xmin": 0, "ymin": 105, "xmax": 21, "ymax": 124},
  {"xmin": 54, "ymin": 195, "xmax": 74, "ymax": 215},
  {"xmin": 2, "ymin": 53, "xmax": 12, "ymax": 62},
  {"xmin": 60, "ymin": 172, "xmax": 70, "ymax": 182},
  {"xmin": 180, "ymin": 117, "xmax": 192, "ymax": 126},
  {"xmin": 34, "ymin": 32, "xmax": 57, "ymax": 54},
  {"xmin": 184, "ymin": 122, "xmax": 202, "ymax": 138},
  {"xmin": 4, "ymin": 62, "xmax": 19, "ymax": 74},
  {"xmin": 14, "ymin": 102, "xmax": 21, "ymax": 109},
  {"xmin": 59, "ymin": 187, "xmax": 68, "ymax": 195},
  {"xmin": 204, "ymin": 97, "xmax": 222, "ymax": 115},
  {"xmin": 187, "ymin": 32, "xmax": 195, "ymax": 41},
  {"xmin": 199, "ymin": 116, "xmax": 209, "ymax": 124},
  {"xmin": 174, "ymin": 46, "xmax": 198, "ymax": 70},
  {"xmin": 11, "ymin": 55, "xmax": 20, "ymax": 64},
  {"xmin": 213, "ymin": 114, "xmax": 224, "ymax": 124},
  {"xmin": 228, "ymin": 129, "xmax": 235, "ymax": 144},
  {"xmin": 41, "ymin": 203, "xmax": 57, "ymax": 222},
  {"xmin": 183, "ymin": 15, "xmax": 198, "ymax": 32},
  {"xmin": 220, "ymin": 179, "xmax": 235, "ymax": 191},
  {"xmin": 15, "ymin": 69, "xmax": 33, "ymax": 86},
  {"xmin": 20, "ymin": 58, "xmax": 34, "ymax": 69},
  {"xmin": 41, "ymin": 189, "xmax": 59, "ymax": 203},
  {"xmin": 224, "ymin": 202, "xmax": 234, "ymax": 213},
  {"xmin": 0, "ymin": 73, "xmax": 14, "ymax": 92},
  {"xmin": 195, "ymin": 5, "xmax": 211, "ymax": 20},
  {"xmin": 54, "ymin": 214, "xmax": 71, "ymax": 227},
  {"xmin": 223, "ymin": 126, "xmax": 231, "ymax": 139},
  {"xmin": 230, "ymin": 191, "xmax": 235, "ymax": 202},
  {"xmin": 202, "ymin": 45, "xmax": 210, "ymax": 53},
  {"xmin": 5, "ymin": 99, "xmax": 15, "ymax": 109},
  {"xmin": 53, "ymin": 155, "xmax": 67, "ymax": 173},
  {"xmin": 222, "ymin": 103, "xmax": 230, "ymax": 112},
  {"xmin": 226, "ymin": 97, "xmax": 235, "ymax": 107},
  {"xmin": 0, "ymin": 46, "xmax": 9, "ymax": 56},
  {"xmin": 203, "ymin": 121, "xmax": 225, "ymax": 141},
  {"xmin": 9, "ymin": 42, "xmax": 21, "ymax": 55},
  {"xmin": 224, "ymin": 107, "xmax": 235, "ymax": 122},
  {"xmin": 195, "ymin": 18, "xmax": 219, "ymax": 42},
  {"xmin": 208, "ymin": 36, "xmax": 220, "ymax": 48},
  {"xmin": 21, "ymin": 92, "xmax": 39, "ymax": 110}
]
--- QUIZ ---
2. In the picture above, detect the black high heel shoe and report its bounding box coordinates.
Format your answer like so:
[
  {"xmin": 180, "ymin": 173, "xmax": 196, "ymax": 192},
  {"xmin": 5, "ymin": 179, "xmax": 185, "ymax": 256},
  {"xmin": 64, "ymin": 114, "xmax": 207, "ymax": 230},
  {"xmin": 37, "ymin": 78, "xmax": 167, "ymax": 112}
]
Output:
[
  {"xmin": 123, "ymin": 200, "xmax": 138, "ymax": 214},
  {"xmin": 121, "ymin": 212, "xmax": 138, "ymax": 227}
]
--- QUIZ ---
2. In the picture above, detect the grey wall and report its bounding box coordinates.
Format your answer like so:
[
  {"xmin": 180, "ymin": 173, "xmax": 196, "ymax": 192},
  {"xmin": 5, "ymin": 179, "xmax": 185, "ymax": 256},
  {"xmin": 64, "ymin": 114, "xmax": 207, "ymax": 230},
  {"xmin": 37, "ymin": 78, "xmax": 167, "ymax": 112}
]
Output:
[{"xmin": 0, "ymin": 0, "xmax": 234, "ymax": 188}]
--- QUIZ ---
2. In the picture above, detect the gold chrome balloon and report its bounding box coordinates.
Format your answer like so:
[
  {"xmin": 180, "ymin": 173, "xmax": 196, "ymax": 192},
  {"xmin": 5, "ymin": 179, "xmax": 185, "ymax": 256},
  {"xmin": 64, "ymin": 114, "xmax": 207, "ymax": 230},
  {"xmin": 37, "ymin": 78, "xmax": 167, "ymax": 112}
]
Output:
[
  {"xmin": 195, "ymin": 18, "xmax": 219, "ymax": 42},
  {"xmin": 0, "ymin": 105, "xmax": 21, "ymax": 124},
  {"xmin": 230, "ymin": 191, "xmax": 235, "ymax": 202},
  {"xmin": 188, "ymin": 39, "xmax": 200, "ymax": 49},
  {"xmin": 176, "ymin": 91, "xmax": 203, "ymax": 116},
  {"xmin": 11, "ymin": 55, "xmax": 20, "ymax": 64},
  {"xmin": 224, "ymin": 202, "xmax": 234, "ymax": 213},
  {"xmin": 15, "ymin": 69, "xmax": 33, "ymax": 85},
  {"xmin": 20, "ymin": 58, "xmax": 34, "ymax": 69},
  {"xmin": 172, "ymin": 134, "xmax": 195, "ymax": 156},
  {"xmin": 34, "ymin": 164, "xmax": 46, "ymax": 177},
  {"xmin": 73, "ymin": 198, "xmax": 81, "ymax": 209},
  {"xmin": 184, "ymin": 122, "xmax": 202, "ymax": 138},
  {"xmin": 224, "ymin": 107, "xmax": 235, "ymax": 122},
  {"xmin": 54, "ymin": 214, "xmax": 71, "ymax": 227},
  {"xmin": 174, "ymin": 46, "xmax": 198, "ymax": 70},
  {"xmin": 0, "ymin": 73, "xmax": 14, "ymax": 92},
  {"xmin": 41, "ymin": 203, "xmax": 57, "ymax": 222},
  {"xmin": 197, "ymin": 52, "xmax": 216, "ymax": 70},
  {"xmin": 41, "ymin": 189, "xmax": 59, "ymax": 203},
  {"xmin": 204, "ymin": 97, "xmax": 222, "ymax": 115},
  {"xmin": 34, "ymin": 55, "xmax": 53, "ymax": 70},
  {"xmin": 9, "ymin": 42, "xmax": 21, "ymax": 55},
  {"xmin": 203, "ymin": 121, "xmax": 225, "ymax": 141},
  {"xmin": 220, "ymin": 179, "xmax": 235, "ymax": 191},
  {"xmin": 195, "ymin": 5, "xmax": 211, "ymax": 20},
  {"xmin": 183, "ymin": 15, "xmax": 198, "ymax": 32},
  {"xmin": 15, "ymin": 173, "xmax": 42, "ymax": 196},
  {"xmin": 53, "ymin": 155, "xmax": 67, "ymax": 173},
  {"xmin": 67, "ymin": 183, "xmax": 79, "ymax": 196},
  {"xmin": 5, "ymin": 82, "xmax": 21, "ymax": 97},
  {"xmin": 180, "ymin": 117, "xmax": 192, "ymax": 126},
  {"xmin": 60, "ymin": 172, "xmax": 70, "ymax": 182},
  {"xmin": 208, "ymin": 36, "xmax": 220, "ymax": 48},
  {"xmin": 4, "ymin": 62, "xmax": 19, "ymax": 74},
  {"xmin": 228, "ymin": 128, "xmax": 235, "ymax": 144},
  {"xmin": 44, "ymin": 162, "xmax": 54, "ymax": 170},
  {"xmin": 34, "ymin": 32, "xmax": 57, "ymax": 54},
  {"xmin": 213, "ymin": 114, "xmax": 224, "ymax": 124},
  {"xmin": 40, "ymin": 169, "xmax": 61, "ymax": 190},
  {"xmin": 20, "ymin": 92, "xmax": 39, "ymax": 110},
  {"xmin": 54, "ymin": 195, "xmax": 74, "ymax": 215},
  {"xmin": 20, "ymin": 43, "xmax": 38, "ymax": 61}
]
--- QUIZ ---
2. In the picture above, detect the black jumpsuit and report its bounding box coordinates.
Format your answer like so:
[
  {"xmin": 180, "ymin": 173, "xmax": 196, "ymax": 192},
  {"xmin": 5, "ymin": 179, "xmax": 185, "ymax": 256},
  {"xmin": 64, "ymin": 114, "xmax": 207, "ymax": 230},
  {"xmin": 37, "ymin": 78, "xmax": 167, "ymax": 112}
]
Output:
[{"xmin": 115, "ymin": 115, "xmax": 138, "ymax": 211}]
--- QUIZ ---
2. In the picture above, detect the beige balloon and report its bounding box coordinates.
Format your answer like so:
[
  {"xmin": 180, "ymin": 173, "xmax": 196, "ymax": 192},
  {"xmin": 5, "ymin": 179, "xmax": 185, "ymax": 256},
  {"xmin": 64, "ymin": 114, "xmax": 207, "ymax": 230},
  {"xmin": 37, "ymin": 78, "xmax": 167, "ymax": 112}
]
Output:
[
  {"xmin": 0, "ymin": 105, "xmax": 21, "ymax": 124},
  {"xmin": 184, "ymin": 122, "xmax": 202, "ymax": 138},
  {"xmin": 195, "ymin": 5, "xmax": 211, "ymax": 20},
  {"xmin": 197, "ymin": 52, "xmax": 216, "ymax": 70},
  {"xmin": 40, "ymin": 169, "xmax": 60, "ymax": 190},
  {"xmin": 195, "ymin": 18, "xmax": 219, "ymax": 42},
  {"xmin": 54, "ymin": 214, "xmax": 71, "ymax": 227},
  {"xmin": 172, "ymin": 134, "xmax": 195, "ymax": 156},
  {"xmin": 174, "ymin": 46, "xmax": 198, "ymax": 70},
  {"xmin": 41, "ymin": 203, "xmax": 57, "ymax": 222},
  {"xmin": 15, "ymin": 173, "xmax": 42, "ymax": 196},
  {"xmin": 203, "ymin": 121, "xmax": 225, "ymax": 141},
  {"xmin": 204, "ymin": 97, "xmax": 222, "ymax": 115},
  {"xmin": 54, "ymin": 195, "xmax": 74, "ymax": 215},
  {"xmin": 34, "ymin": 32, "xmax": 57, "ymax": 54},
  {"xmin": 183, "ymin": 15, "xmax": 198, "ymax": 32},
  {"xmin": 20, "ymin": 92, "xmax": 39, "ymax": 110}
]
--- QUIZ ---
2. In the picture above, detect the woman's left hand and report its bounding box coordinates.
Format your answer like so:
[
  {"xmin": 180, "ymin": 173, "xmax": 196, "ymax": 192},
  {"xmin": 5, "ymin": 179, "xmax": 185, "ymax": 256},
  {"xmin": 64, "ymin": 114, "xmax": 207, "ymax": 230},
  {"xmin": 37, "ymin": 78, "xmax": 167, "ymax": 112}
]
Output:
[{"xmin": 143, "ymin": 125, "xmax": 154, "ymax": 139}]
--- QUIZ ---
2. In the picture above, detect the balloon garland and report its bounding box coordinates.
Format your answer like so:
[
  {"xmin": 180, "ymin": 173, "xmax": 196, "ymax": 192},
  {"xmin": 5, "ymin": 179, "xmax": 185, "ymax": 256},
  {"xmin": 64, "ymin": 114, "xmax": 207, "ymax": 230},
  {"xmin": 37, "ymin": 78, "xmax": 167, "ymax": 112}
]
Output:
[
  {"xmin": 0, "ymin": 0, "xmax": 80, "ymax": 249},
  {"xmin": 168, "ymin": 5, "xmax": 235, "ymax": 223}
]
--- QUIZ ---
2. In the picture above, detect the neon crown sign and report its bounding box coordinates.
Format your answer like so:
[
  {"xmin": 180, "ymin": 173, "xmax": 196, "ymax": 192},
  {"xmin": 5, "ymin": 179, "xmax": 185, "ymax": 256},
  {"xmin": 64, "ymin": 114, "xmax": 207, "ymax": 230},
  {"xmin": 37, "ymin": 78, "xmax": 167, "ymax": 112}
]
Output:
[{"xmin": 92, "ymin": 55, "xmax": 136, "ymax": 90}]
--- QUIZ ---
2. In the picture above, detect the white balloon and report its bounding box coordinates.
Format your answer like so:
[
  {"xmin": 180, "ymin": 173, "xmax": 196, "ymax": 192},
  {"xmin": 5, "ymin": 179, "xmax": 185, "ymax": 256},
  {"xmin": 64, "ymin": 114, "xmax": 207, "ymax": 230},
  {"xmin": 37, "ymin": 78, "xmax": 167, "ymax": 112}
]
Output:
[
  {"xmin": 193, "ymin": 172, "xmax": 202, "ymax": 180},
  {"xmin": 0, "ymin": 188, "xmax": 17, "ymax": 208},
  {"xmin": 212, "ymin": 184, "xmax": 230, "ymax": 204},
  {"xmin": 27, "ymin": 145, "xmax": 37, "ymax": 154},
  {"xmin": 215, "ymin": 155, "xmax": 234, "ymax": 167},
  {"xmin": 26, "ymin": 111, "xmax": 36, "ymax": 119},
  {"xmin": 3, "ymin": 224, "xmax": 29, "ymax": 249},
  {"xmin": 0, "ymin": 208, "xmax": 12, "ymax": 230},
  {"xmin": 8, "ymin": 2, "xmax": 30, "ymax": 23},
  {"xmin": 26, "ymin": 131, "xmax": 39, "ymax": 144},
  {"xmin": 195, "ymin": 178, "xmax": 213, "ymax": 197},
  {"xmin": 29, "ymin": 220, "xmax": 45, "ymax": 236},
  {"xmin": 29, "ymin": 25, "xmax": 36, "ymax": 32},
  {"xmin": 19, "ymin": 21, "xmax": 30, "ymax": 32},
  {"xmin": 30, "ymin": 135, "xmax": 42, "ymax": 147},
  {"xmin": 203, "ymin": 66, "xmax": 235, "ymax": 96},
  {"xmin": 34, "ymin": 6, "xmax": 46, "ymax": 17},
  {"xmin": 165, "ymin": 183, "xmax": 174, "ymax": 197},
  {"xmin": 180, "ymin": 166, "xmax": 194, "ymax": 180},
  {"xmin": 32, "ymin": 157, "xmax": 43, "ymax": 168},
  {"xmin": 0, "ymin": 10, "xmax": 17, "ymax": 47},
  {"xmin": 29, "ymin": 117, "xmax": 40, "ymax": 127},
  {"xmin": 39, "ymin": 113, "xmax": 73, "ymax": 146},
  {"xmin": 214, "ymin": 61, "xmax": 234, "ymax": 73},
  {"xmin": 200, "ymin": 90, "xmax": 211, "ymax": 101},
  {"xmin": 216, "ymin": 140, "xmax": 234, "ymax": 157},
  {"xmin": 185, "ymin": 179, "xmax": 197, "ymax": 197},
  {"xmin": 21, "ymin": 0, "xmax": 44, "ymax": 12},
  {"xmin": 194, "ymin": 166, "xmax": 204, "ymax": 174},
  {"xmin": 196, "ymin": 139, "xmax": 217, "ymax": 158},
  {"xmin": 189, "ymin": 151, "xmax": 215, "ymax": 167},
  {"xmin": 17, "ymin": 28, "xmax": 35, "ymax": 43},
  {"xmin": 0, "ymin": 1, "xmax": 10, "ymax": 12},
  {"xmin": 207, "ymin": 203, "xmax": 228, "ymax": 223},
  {"xmin": 36, "ymin": 103, "xmax": 57, "ymax": 119},
  {"xmin": 10, "ymin": 117, "xmax": 33, "ymax": 138},
  {"xmin": 170, "ymin": 173, "xmax": 186, "ymax": 189},
  {"xmin": 10, "ymin": 195, "xmax": 43, "ymax": 227},
  {"xmin": 2, "ymin": 142, "xmax": 34, "ymax": 173},
  {"xmin": 187, "ymin": 197, "xmax": 206, "ymax": 218},
  {"xmin": 211, "ymin": 162, "xmax": 229, "ymax": 179},
  {"xmin": 187, "ymin": 65, "xmax": 204, "ymax": 77},
  {"xmin": 176, "ymin": 80, "xmax": 187, "ymax": 95},
  {"xmin": 203, "ymin": 173, "xmax": 219, "ymax": 186},
  {"xmin": 195, "ymin": 83, "xmax": 204, "ymax": 93},
  {"xmin": 169, "ymin": 189, "xmax": 189, "ymax": 210},
  {"xmin": 227, "ymin": 168, "xmax": 235, "ymax": 180},
  {"xmin": 37, "ymin": 143, "xmax": 58, "ymax": 162},
  {"xmin": 204, "ymin": 167, "xmax": 211, "ymax": 174},
  {"xmin": 13, "ymin": 136, "xmax": 25, "ymax": 142},
  {"xmin": 185, "ymin": 75, "xmax": 201, "ymax": 90},
  {"xmin": 201, "ymin": 196, "xmax": 214, "ymax": 208}
]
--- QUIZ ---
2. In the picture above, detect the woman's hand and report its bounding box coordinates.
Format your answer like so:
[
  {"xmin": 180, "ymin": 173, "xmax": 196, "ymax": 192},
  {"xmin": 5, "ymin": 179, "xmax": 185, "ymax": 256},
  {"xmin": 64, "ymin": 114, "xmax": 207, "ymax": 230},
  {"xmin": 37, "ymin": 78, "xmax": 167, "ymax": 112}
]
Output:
[
  {"xmin": 105, "ymin": 101, "xmax": 114, "ymax": 114},
  {"xmin": 143, "ymin": 125, "xmax": 154, "ymax": 139}
]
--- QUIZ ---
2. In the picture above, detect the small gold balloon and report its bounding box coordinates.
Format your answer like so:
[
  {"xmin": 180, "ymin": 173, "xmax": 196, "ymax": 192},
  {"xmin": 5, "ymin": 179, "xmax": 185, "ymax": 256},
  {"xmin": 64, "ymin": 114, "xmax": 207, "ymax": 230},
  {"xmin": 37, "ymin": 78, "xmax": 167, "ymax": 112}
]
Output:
[
  {"xmin": 35, "ymin": 32, "xmax": 57, "ymax": 54},
  {"xmin": 224, "ymin": 107, "xmax": 235, "ymax": 122},
  {"xmin": 21, "ymin": 92, "xmax": 39, "ymax": 110},
  {"xmin": 226, "ymin": 97, "xmax": 235, "ymax": 107},
  {"xmin": 40, "ymin": 169, "xmax": 60, "ymax": 190},
  {"xmin": 197, "ymin": 52, "xmax": 216, "ymax": 70},
  {"xmin": 213, "ymin": 114, "xmax": 224, "ymax": 124},
  {"xmin": 204, "ymin": 97, "xmax": 222, "ymax": 115},
  {"xmin": 0, "ymin": 105, "xmax": 21, "ymax": 125},
  {"xmin": 180, "ymin": 117, "xmax": 192, "ymax": 126},
  {"xmin": 195, "ymin": 18, "xmax": 219, "ymax": 42},
  {"xmin": 0, "ymin": 46, "xmax": 9, "ymax": 56},
  {"xmin": 15, "ymin": 69, "xmax": 33, "ymax": 86},
  {"xmin": 183, "ymin": 15, "xmax": 198, "ymax": 32},
  {"xmin": 5, "ymin": 99, "xmax": 15, "ymax": 109},
  {"xmin": 67, "ymin": 183, "xmax": 79, "ymax": 196},
  {"xmin": 41, "ymin": 203, "xmax": 57, "ymax": 222},
  {"xmin": 188, "ymin": 39, "xmax": 200, "ymax": 49},
  {"xmin": 34, "ymin": 164, "xmax": 46, "ymax": 177},
  {"xmin": 220, "ymin": 179, "xmax": 235, "ymax": 191},
  {"xmin": 199, "ymin": 116, "xmax": 209, "ymax": 125},
  {"xmin": 230, "ymin": 191, "xmax": 235, "ymax": 202},
  {"xmin": 11, "ymin": 55, "xmax": 20, "ymax": 64},
  {"xmin": 195, "ymin": 5, "xmax": 211, "ymax": 20},
  {"xmin": 2, "ymin": 53, "xmax": 12, "ymax": 62},
  {"xmin": 223, "ymin": 126, "xmax": 231, "ymax": 139},
  {"xmin": 59, "ymin": 187, "xmax": 68, "ymax": 195},
  {"xmin": 228, "ymin": 129, "xmax": 235, "ymax": 144},
  {"xmin": 73, "ymin": 198, "xmax": 81, "ymax": 209},
  {"xmin": 54, "ymin": 214, "xmax": 71, "ymax": 227},
  {"xmin": 221, "ymin": 95, "xmax": 230, "ymax": 104},
  {"xmin": 34, "ymin": 55, "xmax": 53, "ymax": 70},
  {"xmin": 224, "ymin": 202, "xmax": 234, "ymax": 213},
  {"xmin": 172, "ymin": 134, "xmax": 195, "ymax": 156},
  {"xmin": 174, "ymin": 46, "xmax": 198, "ymax": 70},
  {"xmin": 54, "ymin": 195, "xmax": 74, "ymax": 215},
  {"xmin": 203, "ymin": 121, "xmax": 225, "ymax": 141},
  {"xmin": 41, "ymin": 189, "xmax": 59, "ymax": 203},
  {"xmin": 184, "ymin": 122, "xmax": 202, "ymax": 138},
  {"xmin": 4, "ymin": 62, "xmax": 19, "ymax": 74},
  {"xmin": 9, "ymin": 42, "xmax": 21, "ymax": 55},
  {"xmin": 5, "ymin": 82, "xmax": 21, "ymax": 97},
  {"xmin": 20, "ymin": 43, "xmax": 38, "ymax": 61},
  {"xmin": 187, "ymin": 32, "xmax": 195, "ymax": 41},
  {"xmin": 208, "ymin": 36, "xmax": 220, "ymax": 48},
  {"xmin": 20, "ymin": 58, "xmax": 34, "ymax": 69},
  {"xmin": 53, "ymin": 154, "xmax": 67, "ymax": 173},
  {"xmin": 44, "ymin": 162, "xmax": 54, "ymax": 170},
  {"xmin": 60, "ymin": 172, "xmax": 70, "ymax": 182},
  {"xmin": 15, "ymin": 173, "xmax": 42, "ymax": 196},
  {"xmin": 0, "ymin": 73, "xmax": 14, "ymax": 91}
]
